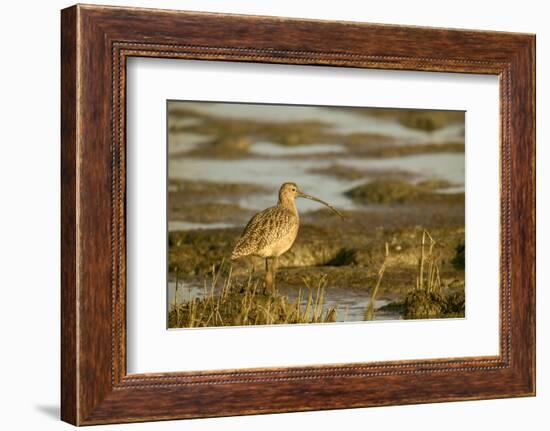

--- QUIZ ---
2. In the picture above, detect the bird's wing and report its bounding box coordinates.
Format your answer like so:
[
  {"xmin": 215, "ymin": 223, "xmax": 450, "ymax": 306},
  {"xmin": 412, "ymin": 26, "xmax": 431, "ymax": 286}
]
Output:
[{"xmin": 232, "ymin": 206, "xmax": 296, "ymax": 259}]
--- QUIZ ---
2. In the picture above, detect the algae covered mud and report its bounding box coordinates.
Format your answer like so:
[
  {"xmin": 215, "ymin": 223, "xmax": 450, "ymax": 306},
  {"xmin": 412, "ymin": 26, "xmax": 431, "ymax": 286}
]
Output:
[{"xmin": 167, "ymin": 101, "xmax": 465, "ymax": 328}]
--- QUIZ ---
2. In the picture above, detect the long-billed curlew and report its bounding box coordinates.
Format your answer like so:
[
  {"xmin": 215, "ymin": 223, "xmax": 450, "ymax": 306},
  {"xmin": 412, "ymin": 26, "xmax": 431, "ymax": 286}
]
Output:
[{"xmin": 231, "ymin": 182, "xmax": 343, "ymax": 289}]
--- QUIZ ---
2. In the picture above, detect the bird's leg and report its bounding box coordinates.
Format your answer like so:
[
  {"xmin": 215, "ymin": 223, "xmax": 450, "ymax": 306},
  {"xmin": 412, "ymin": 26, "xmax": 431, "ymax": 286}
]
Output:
[
  {"xmin": 272, "ymin": 256, "xmax": 278, "ymax": 291},
  {"xmin": 265, "ymin": 257, "xmax": 274, "ymax": 292}
]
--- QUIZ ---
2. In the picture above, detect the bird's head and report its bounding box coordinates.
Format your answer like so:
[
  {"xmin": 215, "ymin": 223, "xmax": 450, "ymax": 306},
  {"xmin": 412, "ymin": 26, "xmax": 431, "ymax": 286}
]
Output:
[
  {"xmin": 278, "ymin": 182, "xmax": 344, "ymax": 219},
  {"xmin": 279, "ymin": 182, "xmax": 301, "ymax": 200}
]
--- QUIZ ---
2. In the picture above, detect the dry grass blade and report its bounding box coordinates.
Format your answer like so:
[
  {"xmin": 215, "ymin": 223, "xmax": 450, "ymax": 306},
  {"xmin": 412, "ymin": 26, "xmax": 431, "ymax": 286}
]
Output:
[
  {"xmin": 364, "ymin": 242, "xmax": 389, "ymax": 320},
  {"xmin": 168, "ymin": 265, "xmax": 336, "ymax": 327}
]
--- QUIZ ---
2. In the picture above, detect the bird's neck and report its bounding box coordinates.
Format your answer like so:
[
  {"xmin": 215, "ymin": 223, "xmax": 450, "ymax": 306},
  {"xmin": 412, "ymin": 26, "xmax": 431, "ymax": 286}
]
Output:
[{"xmin": 278, "ymin": 196, "xmax": 298, "ymax": 216}]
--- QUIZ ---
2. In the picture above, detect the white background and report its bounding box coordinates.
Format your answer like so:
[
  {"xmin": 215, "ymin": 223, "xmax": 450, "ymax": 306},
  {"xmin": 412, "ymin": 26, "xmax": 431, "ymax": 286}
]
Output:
[
  {"xmin": 0, "ymin": 0, "xmax": 547, "ymax": 430},
  {"xmin": 127, "ymin": 59, "xmax": 499, "ymax": 373}
]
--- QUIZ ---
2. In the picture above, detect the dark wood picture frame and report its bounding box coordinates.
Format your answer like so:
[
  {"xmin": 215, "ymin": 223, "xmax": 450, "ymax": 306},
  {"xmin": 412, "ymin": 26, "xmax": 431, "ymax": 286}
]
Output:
[{"xmin": 61, "ymin": 4, "xmax": 535, "ymax": 425}]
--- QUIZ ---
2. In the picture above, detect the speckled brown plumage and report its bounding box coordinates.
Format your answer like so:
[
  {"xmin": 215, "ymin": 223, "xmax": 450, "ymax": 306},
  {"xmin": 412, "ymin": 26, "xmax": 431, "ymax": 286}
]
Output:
[{"xmin": 231, "ymin": 205, "xmax": 299, "ymax": 259}]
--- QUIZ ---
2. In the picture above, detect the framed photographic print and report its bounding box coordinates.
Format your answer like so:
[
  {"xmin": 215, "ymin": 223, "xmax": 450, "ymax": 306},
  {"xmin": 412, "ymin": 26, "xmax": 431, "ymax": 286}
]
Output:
[
  {"xmin": 61, "ymin": 4, "xmax": 535, "ymax": 425},
  {"xmin": 164, "ymin": 100, "xmax": 465, "ymax": 330}
]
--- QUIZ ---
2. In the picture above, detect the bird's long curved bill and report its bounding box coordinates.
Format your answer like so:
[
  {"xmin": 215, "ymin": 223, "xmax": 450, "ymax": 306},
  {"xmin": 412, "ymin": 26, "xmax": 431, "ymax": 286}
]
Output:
[{"xmin": 298, "ymin": 192, "xmax": 344, "ymax": 219}]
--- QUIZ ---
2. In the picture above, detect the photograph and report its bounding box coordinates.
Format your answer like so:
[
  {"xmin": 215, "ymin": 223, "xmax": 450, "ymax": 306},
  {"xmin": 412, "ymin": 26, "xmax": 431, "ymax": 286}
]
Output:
[{"xmin": 167, "ymin": 101, "xmax": 466, "ymax": 328}]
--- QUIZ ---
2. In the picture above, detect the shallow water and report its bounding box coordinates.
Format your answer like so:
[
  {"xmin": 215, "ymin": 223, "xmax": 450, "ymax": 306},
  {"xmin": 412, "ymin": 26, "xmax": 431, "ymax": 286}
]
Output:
[
  {"xmin": 168, "ymin": 280, "xmax": 402, "ymax": 323},
  {"xmin": 249, "ymin": 141, "xmax": 347, "ymax": 156},
  {"xmin": 168, "ymin": 104, "xmax": 464, "ymax": 218},
  {"xmin": 339, "ymin": 153, "xmax": 465, "ymax": 187},
  {"xmin": 168, "ymin": 220, "xmax": 236, "ymax": 231},
  {"xmin": 177, "ymin": 102, "xmax": 463, "ymax": 144},
  {"xmin": 169, "ymin": 152, "xmax": 465, "ymax": 215},
  {"xmin": 169, "ymin": 156, "xmax": 354, "ymax": 211},
  {"xmin": 168, "ymin": 132, "xmax": 210, "ymax": 154}
]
